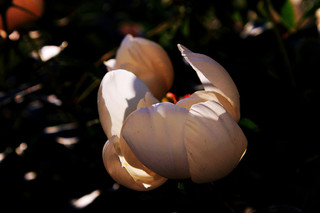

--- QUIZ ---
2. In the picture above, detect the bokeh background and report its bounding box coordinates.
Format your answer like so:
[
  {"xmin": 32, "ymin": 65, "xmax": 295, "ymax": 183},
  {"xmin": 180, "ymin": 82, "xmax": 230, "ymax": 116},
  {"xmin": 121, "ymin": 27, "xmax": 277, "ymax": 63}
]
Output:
[{"xmin": 1, "ymin": 0, "xmax": 320, "ymax": 212}]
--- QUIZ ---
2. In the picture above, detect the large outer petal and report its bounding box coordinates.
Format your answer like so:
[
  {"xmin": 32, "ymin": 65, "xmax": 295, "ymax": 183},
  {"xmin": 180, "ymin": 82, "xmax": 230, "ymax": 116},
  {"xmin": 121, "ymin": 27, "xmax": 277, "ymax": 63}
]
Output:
[
  {"xmin": 102, "ymin": 136, "xmax": 167, "ymax": 191},
  {"xmin": 114, "ymin": 35, "xmax": 174, "ymax": 99},
  {"xmin": 184, "ymin": 100, "xmax": 247, "ymax": 183},
  {"xmin": 121, "ymin": 102, "xmax": 190, "ymax": 179},
  {"xmin": 178, "ymin": 44, "xmax": 240, "ymax": 121},
  {"xmin": 97, "ymin": 69, "xmax": 150, "ymax": 138}
]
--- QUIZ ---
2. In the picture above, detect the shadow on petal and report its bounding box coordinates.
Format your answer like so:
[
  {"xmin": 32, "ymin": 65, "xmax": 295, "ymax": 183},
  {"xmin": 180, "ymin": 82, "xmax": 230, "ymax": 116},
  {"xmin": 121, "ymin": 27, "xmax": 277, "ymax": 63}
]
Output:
[
  {"xmin": 98, "ymin": 70, "xmax": 151, "ymax": 138},
  {"xmin": 184, "ymin": 100, "xmax": 247, "ymax": 183},
  {"xmin": 102, "ymin": 136, "xmax": 167, "ymax": 191}
]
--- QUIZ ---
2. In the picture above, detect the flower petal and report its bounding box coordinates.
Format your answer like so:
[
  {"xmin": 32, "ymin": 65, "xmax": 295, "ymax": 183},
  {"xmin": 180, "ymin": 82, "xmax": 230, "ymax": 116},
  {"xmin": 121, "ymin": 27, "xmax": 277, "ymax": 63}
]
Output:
[
  {"xmin": 184, "ymin": 100, "xmax": 247, "ymax": 183},
  {"xmin": 121, "ymin": 102, "xmax": 190, "ymax": 179},
  {"xmin": 177, "ymin": 44, "xmax": 240, "ymax": 121},
  {"xmin": 137, "ymin": 92, "xmax": 159, "ymax": 109},
  {"xmin": 114, "ymin": 35, "xmax": 174, "ymax": 99},
  {"xmin": 97, "ymin": 69, "xmax": 150, "ymax": 138},
  {"xmin": 102, "ymin": 136, "xmax": 166, "ymax": 191},
  {"xmin": 118, "ymin": 135, "xmax": 167, "ymax": 187},
  {"xmin": 176, "ymin": 90, "xmax": 239, "ymax": 121}
]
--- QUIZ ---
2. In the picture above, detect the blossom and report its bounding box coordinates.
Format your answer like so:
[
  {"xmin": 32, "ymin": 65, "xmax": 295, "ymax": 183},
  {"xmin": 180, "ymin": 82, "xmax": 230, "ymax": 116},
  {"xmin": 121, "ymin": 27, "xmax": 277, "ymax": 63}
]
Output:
[{"xmin": 98, "ymin": 36, "xmax": 247, "ymax": 191}]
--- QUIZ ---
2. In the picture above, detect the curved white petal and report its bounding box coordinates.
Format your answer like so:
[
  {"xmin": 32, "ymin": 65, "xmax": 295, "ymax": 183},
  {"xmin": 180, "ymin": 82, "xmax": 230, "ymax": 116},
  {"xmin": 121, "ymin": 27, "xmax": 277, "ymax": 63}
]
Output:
[
  {"xmin": 176, "ymin": 90, "xmax": 239, "ymax": 121},
  {"xmin": 102, "ymin": 136, "xmax": 166, "ymax": 191},
  {"xmin": 177, "ymin": 44, "xmax": 240, "ymax": 121},
  {"xmin": 121, "ymin": 102, "xmax": 190, "ymax": 179},
  {"xmin": 97, "ymin": 69, "xmax": 151, "ymax": 138},
  {"xmin": 102, "ymin": 136, "xmax": 145, "ymax": 191},
  {"xmin": 118, "ymin": 136, "xmax": 167, "ymax": 187},
  {"xmin": 184, "ymin": 100, "xmax": 247, "ymax": 183},
  {"xmin": 114, "ymin": 35, "xmax": 174, "ymax": 99},
  {"xmin": 137, "ymin": 92, "xmax": 159, "ymax": 109}
]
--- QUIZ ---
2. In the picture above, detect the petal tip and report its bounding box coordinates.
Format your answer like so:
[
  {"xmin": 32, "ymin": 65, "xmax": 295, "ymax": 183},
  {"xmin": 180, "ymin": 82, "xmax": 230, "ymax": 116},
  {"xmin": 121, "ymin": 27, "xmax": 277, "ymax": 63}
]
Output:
[
  {"xmin": 124, "ymin": 34, "xmax": 133, "ymax": 39},
  {"xmin": 177, "ymin": 44, "xmax": 190, "ymax": 56},
  {"xmin": 177, "ymin": 44, "xmax": 184, "ymax": 54},
  {"xmin": 121, "ymin": 34, "xmax": 134, "ymax": 47}
]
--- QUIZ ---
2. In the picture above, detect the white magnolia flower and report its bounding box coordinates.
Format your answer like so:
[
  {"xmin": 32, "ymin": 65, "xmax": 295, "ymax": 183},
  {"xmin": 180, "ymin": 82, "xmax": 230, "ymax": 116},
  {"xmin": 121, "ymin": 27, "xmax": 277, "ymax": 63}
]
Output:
[{"xmin": 98, "ymin": 36, "xmax": 247, "ymax": 191}]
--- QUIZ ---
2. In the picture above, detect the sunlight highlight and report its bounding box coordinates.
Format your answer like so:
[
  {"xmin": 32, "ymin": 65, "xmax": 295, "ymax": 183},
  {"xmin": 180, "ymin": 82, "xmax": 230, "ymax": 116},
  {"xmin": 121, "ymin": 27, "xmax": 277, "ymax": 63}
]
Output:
[
  {"xmin": 24, "ymin": 171, "xmax": 37, "ymax": 181},
  {"xmin": 8, "ymin": 31, "xmax": 20, "ymax": 41},
  {"xmin": 44, "ymin": 122, "xmax": 78, "ymax": 134},
  {"xmin": 56, "ymin": 137, "xmax": 79, "ymax": 148},
  {"xmin": 47, "ymin": 94, "xmax": 62, "ymax": 106},
  {"xmin": 14, "ymin": 84, "xmax": 42, "ymax": 103},
  {"xmin": 0, "ymin": 147, "xmax": 13, "ymax": 163},
  {"xmin": 0, "ymin": 153, "xmax": 5, "ymax": 162},
  {"xmin": 71, "ymin": 190, "xmax": 101, "ymax": 209},
  {"xmin": 15, "ymin": 142, "xmax": 28, "ymax": 155},
  {"xmin": 39, "ymin": 41, "xmax": 68, "ymax": 62},
  {"xmin": 112, "ymin": 183, "xmax": 120, "ymax": 191},
  {"xmin": 29, "ymin": 30, "xmax": 41, "ymax": 39}
]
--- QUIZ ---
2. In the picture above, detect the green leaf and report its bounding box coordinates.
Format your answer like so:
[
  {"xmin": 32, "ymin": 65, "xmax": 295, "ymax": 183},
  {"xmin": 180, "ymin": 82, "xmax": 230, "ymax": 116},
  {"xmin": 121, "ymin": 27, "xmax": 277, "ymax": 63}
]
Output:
[
  {"xmin": 280, "ymin": 0, "xmax": 295, "ymax": 28},
  {"xmin": 232, "ymin": 10, "xmax": 243, "ymax": 24},
  {"xmin": 239, "ymin": 118, "xmax": 260, "ymax": 132},
  {"xmin": 181, "ymin": 18, "xmax": 190, "ymax": 37},
  {"xmin": 177, "ymin": 182, "xmax": 184, "ymax": 190}
]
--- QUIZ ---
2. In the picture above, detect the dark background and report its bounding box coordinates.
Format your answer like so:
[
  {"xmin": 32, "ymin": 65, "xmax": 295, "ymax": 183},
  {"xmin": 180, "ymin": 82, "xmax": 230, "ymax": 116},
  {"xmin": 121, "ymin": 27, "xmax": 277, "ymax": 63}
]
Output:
[{"xmin": 1, "ymin": 0, "xmax": 320, "ymax": 212}]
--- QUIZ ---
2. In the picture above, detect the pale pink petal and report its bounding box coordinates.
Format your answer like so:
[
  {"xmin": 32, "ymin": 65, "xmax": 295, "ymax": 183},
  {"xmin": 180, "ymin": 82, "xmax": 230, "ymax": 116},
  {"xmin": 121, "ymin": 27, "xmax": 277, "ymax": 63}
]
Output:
[
  {"xmin": 177, "ymin": 44, "xmax": 240, "ymax": 121},
  {"xmin": 176, "ymin": 90, "xmax": 223, "ymax": 110},
  {"xmin": 176, "ymin": 90, "xmax": 239, "ymax": 121},
  {"xmin": 137, "ymin": 92, "xmax": 159, "ymax": 109},
  {"xmin": 102, "ymin": 136, "xmax": 166, "ymax": 191},
  {"xmin": 97, "ymin": 69, "xmax": 151, "ymax": 138},
  {"xmin": 118, "ymin": 135, "xmax": 167, "ymax": 188},
  {"xmin": 102, "ymin": 136, "xmax": 145, "ymax": 191},
  {"xmin": 121, "ymin": 102, "xmax": 190, "ymax": 179},
  {"xmin": 184, "ymin": 100, "xmax": 247, "ymax": 183},
  {"xmin": 114, "ymin": 35, "xmax": 174, "ymax": 99}
]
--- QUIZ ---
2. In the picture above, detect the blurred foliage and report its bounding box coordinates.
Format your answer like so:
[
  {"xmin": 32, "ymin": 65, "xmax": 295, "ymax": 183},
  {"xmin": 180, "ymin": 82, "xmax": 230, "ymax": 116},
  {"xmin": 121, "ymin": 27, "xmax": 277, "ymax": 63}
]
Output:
[{"xmin": 1, "ymin": 0, "xmax": 320, "ymax": 212}]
